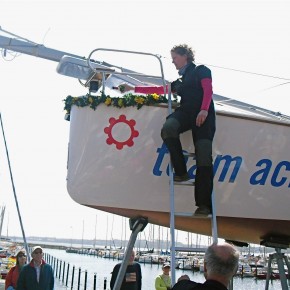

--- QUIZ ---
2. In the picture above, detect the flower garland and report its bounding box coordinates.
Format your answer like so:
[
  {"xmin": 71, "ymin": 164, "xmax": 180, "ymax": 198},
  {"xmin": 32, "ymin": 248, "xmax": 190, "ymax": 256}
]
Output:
[{"xmin": 63, "ymin": 92, "xmax": 177, "ymax": 121}]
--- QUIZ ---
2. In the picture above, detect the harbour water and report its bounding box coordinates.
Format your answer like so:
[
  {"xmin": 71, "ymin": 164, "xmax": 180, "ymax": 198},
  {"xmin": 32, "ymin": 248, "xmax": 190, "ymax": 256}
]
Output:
[{"xmin": 45, "ymin": 248, "xmax": 283, "ymax": 290}]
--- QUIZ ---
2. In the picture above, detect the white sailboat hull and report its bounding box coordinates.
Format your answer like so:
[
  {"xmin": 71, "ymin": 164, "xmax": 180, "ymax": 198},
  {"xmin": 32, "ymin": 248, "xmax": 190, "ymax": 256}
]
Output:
[{"xmin": 66, "ymin": 97, "xmax": 290, "ymax": 245}]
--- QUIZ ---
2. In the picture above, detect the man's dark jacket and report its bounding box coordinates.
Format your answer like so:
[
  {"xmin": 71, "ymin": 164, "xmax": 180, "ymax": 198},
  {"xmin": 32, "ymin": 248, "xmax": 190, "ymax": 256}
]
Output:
[{"xmin": 16, "ymin": 259, "xmax": 54, "ymax": 290}]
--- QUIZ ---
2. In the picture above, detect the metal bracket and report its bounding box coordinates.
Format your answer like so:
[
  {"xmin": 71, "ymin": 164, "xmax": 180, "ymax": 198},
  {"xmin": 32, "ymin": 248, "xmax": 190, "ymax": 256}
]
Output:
[{"xmin": 113, "ymin": 217, "xmax": 148, "ymax": 290}]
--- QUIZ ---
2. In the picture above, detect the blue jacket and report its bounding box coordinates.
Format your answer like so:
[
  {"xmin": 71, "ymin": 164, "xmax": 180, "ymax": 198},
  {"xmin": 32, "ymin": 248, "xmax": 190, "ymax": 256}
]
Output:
[{"xmin": 16, "ymin": 259, "xmax": 54, "ymax": 290}]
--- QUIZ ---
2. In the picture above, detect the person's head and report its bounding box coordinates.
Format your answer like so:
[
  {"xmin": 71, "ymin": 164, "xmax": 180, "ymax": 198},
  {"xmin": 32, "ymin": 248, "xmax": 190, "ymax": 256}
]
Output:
[
  {"xmin": 162, "ymin": 262, "xmax": 171, "ymax": 275},
  {"xmin": 171, "ymin": 44, "xmax": 195, "ymax": 70},
  {"xmin": 177, "ymin": 274, "xmax": 190, "ymax": 282},
  {"xmin": 204, "ymin": 243, "xmax": 239, "ymax": 286},
  {"xmin": 129, "ymin": 250, "xmax": 136, "ymax": 264},
  {"xmin": 16, "ymin": 250, "xmax": 27, "ymax": 266},
  {"xmin": 31, "ymin": 246, "xmax": 44, "ymax": 263}
]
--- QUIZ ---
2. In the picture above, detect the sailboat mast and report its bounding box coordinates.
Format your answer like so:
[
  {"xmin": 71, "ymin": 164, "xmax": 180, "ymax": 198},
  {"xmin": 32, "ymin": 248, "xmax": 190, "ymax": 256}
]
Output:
[
  {"xmin": 105, "ymin": 215, "xmax": 108, "ymax": 248},
  {"xmin": 6, "ymin": 212, "xmax": 9, "ymax": 239},
  {"xmin": 0, "ymin": 113, "xmax": 30, "ymax": 261},
  {"xmin": 121, "ymin": 217, "xmax": 124, "ymax": 249},
  {"xmin": 0, "ymin": 206, "xmax": 5, "ymax": 238},
  {"xmin": 93, "ymin": 215, "xmax": 97, "ymax": 249},
  {"xmin": 81, "ymin": 219, "xmax": 84, "ymax": 250}
]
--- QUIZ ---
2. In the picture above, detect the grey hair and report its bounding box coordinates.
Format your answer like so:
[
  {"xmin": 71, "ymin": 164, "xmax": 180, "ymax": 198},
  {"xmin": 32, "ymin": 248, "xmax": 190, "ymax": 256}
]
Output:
[
  {"xmin": 171, "ymin": 44, "xmax": 195, "ymax": 62},
  {"xmin": 205, "ymin": 243, "xmax": 239, "ymax": 279}
]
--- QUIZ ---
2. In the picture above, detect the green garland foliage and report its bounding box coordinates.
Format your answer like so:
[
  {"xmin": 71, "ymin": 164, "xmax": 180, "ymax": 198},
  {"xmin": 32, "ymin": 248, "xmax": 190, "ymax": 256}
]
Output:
[{"xmin": 63, "ymin": 92, "xmax": 177, "ymax": 121}]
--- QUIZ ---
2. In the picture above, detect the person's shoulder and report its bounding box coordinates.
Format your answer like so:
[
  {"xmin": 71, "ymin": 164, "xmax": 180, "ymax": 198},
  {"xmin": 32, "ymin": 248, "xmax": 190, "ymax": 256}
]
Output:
[
  {"xmin": 113, "ymin": 262, "xmax": 122, "ymax": 269},
  {"xmin": 19, "ymin": 264, "xmax": 31, "ymax": 273},
  {"xmin": 188, "ymin": 279, "xmax": 227, "ymax": 290},
  {"xmin": 202, "ymin": 279, "xmax": 227, "ymax": 290},
  {"xmin": 196, "ymin": 64, "xmax": 211, "ymax": 73},
  {"xmin": 185, "ymin": 282, "xmax": 209, "ymax": 290},
  {"xmin": 172, "ymin": 279, "xmax": 200, "ymax": 290},
  {"xmin": 132, "ymin": 262, "xmax": 141, "ymax": 267},
  {"xmin": 7, "ymin": 265, "xmax": 16, "ymax": 275},
  {"xmin": 43, "ymin": 262, "xmax": 53, "ymax": 269},
  {"xmin": 195, "ymin": 65, "xmax": 211, "ymax": 79}
]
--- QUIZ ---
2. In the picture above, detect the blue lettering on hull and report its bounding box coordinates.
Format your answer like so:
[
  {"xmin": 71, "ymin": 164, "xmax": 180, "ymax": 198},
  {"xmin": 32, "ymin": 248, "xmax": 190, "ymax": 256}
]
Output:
[{"xmin": 153, "ymin": 143, "xmax": 290, "ymax": 189}]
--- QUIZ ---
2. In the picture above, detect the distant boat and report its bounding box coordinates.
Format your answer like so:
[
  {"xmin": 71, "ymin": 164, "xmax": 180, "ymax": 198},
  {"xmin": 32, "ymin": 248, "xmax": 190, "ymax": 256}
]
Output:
[
  {"xmin": 65, "ymin": 247, "xmax": 79, "ymax": 253},
  {"xmin": 177, "ymin": 258, "xmax": 193, "ymax": 270},
  {"xmin": 138, "ymin": 254, "xmax": 153, "ymax": 264}
]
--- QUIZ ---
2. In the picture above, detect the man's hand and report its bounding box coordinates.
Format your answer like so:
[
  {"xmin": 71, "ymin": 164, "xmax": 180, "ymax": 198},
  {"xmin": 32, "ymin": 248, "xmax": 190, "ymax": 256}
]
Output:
[{"xmin": 196, "ymin": 110, "xmax": 208, "ymax": 127}]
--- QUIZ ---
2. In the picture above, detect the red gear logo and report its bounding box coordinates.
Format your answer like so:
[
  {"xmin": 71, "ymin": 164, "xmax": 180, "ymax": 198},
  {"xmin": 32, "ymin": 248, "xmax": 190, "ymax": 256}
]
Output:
[{"xmin": 104, "ymin": 115, "xmax": 139, "ymax": 150}]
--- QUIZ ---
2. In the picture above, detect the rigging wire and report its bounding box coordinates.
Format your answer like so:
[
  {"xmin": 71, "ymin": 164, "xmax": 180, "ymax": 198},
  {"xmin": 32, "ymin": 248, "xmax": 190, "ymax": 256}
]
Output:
[
  {"xmin": 1, "ymin": 48, "xmax": 20, "ymax": 61},
  {"xmin": 0, "ymin": 26, "xmax": 49, "ymax": 61},
  {"xmin": 0, "ymin": 113, "xmax": 31, "ymax": 261},
  {"xmin": 0, "ymin": 26, "xmax": 38, "ymax": 45},
  {"xmin": 198, "ymin": 62, "xmax": 290, "ymax": 94},
  {"xmin": 201, "ymin": 63, "xmax": 290, "ymax": 81},
  {"xmin": 41, "ymin": 27, "xmax": 51, "ymax": 46},
  {"xmin": 258, "ymin": 81, "xmax": 290, "ymax": 92},
  {"xmin": 160, "ymin": 55, "xmax": 290, "ymax": 82}
]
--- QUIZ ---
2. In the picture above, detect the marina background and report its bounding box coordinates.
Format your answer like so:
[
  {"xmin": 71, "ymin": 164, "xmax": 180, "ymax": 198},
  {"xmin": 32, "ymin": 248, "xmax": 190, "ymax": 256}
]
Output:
[
  {"xmin": 0, "ymin": 0, "xmax": 290, "ymax": 244},
  {"xmin": 0, "ymin": 1, "xmax": 289, "ymax": 289},
  {"xmin": 45, "ymin": 247, "xmax": 282, "ymax": 290},
  {"xmin": 1, "ymin": 236, "xmax": 287, "ymax": 289}
]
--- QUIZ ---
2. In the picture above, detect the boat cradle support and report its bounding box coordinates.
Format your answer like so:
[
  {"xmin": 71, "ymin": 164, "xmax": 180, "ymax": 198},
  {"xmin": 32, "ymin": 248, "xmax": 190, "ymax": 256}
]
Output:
[
  {"xmin": 113, "ymin": 217, "xmax": 148, "ymax": 290},
  {"xmin": 261, "ymin": 236, "xmax": 290, "ymax": 290}
]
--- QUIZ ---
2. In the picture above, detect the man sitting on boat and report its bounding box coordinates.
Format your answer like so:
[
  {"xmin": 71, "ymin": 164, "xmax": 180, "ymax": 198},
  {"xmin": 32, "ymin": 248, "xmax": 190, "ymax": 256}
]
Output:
[{"xmin": 117, "ymin": 44, "xmax": 216, "ymax": 217}]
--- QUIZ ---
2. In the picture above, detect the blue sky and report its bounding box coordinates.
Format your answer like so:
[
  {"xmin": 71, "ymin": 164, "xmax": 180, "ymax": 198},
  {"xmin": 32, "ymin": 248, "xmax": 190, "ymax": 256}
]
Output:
[{"xmin": 0, "ymin": 0, "xmax": 289, "ymax": 243}]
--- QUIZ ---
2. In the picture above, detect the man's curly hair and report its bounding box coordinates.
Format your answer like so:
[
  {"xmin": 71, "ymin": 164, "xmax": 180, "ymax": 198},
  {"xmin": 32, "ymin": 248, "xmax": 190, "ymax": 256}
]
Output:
[{"xmin": 171, "ymin": 44, "xmax": 195, "ymax": 62}]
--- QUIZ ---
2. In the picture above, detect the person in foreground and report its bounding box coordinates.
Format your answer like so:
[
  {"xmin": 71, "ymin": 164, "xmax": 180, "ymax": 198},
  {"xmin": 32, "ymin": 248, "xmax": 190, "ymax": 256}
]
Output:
[
  {"xmin": 197, "ymin": 242, "xmax": 239, "ymax": 289},
  {"xmin": 117, "ymin": 44, "xmax": 216, "ymax": 217},
  {"xmin": 155, "ymin": 262, "xmax": 172, "ymax": 290},
  {"xmin": 5, "ymin": 250, "xmax": 27, "ymax": 290},
  {"xmin": 173, "ymin": 242, "xmax": 239, "ymax": 290},
  {"xmin": 110, "ymin": 250, "xmax": 142, "ymax": 290},
  {"xmin": 16, "ymin": 245, "xmax": 54, "ymax": 290},
  {"xmin": 171, "ymin": 274, "xmax": 198, "ymax": 290}
]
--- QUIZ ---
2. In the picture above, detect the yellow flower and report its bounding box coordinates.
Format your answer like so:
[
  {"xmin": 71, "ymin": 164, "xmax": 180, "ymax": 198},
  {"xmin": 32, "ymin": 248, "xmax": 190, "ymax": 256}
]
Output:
[
  {"xmin": 152, "ymin": 93, "xmax": 159, "ymax": 100},
  {"xmin": 105, "ymin": 97, "xmax": 112, "ymax": 105},
  {"xmin": 134, "ymin": 97, "xmax": 145, "ymax": 104},
  {"xmin": 118, "ymin": 99, "xmax": 123, "ymax": 107},
  {"xmin": 88, "ymin": 97, "xmax": 93, "ymax": 104},
  {"xmin": 72, "ymin": 97, "xmax": 79, "ymax": 103}
]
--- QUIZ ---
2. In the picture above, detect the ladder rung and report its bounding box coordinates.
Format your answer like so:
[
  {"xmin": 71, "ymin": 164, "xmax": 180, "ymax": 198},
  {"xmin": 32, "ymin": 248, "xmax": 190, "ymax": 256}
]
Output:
[
  {"xmin": 174, "ymin": 181, "xmax": 195, "ymax": 186},
  {"xmin": 174, "ymin": 212, "xmax": 212, "ymax": 218},
  {"xmin": 183, "ymin": 152, "xmax": 195, "ymax": 158},
  {"xmin": 174, "ymin": 212, "xmax": 193, "ymax": 217},
  {"xmin": 191, "ymin": 214, "xmax": 212, "ymax": 219},
  {"xmin": 173, "ymin": 247, "xmax": 207, "ymax": 252}
]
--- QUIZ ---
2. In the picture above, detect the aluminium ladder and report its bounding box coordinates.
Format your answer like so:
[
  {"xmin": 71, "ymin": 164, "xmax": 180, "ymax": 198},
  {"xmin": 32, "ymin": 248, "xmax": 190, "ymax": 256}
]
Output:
[{"xmin": 166, "ymin": 86, "xmax": 219, "ymax": 285}]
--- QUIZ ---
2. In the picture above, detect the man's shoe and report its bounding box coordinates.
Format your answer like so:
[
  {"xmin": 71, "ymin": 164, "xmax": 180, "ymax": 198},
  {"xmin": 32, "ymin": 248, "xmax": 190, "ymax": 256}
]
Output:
[
  {"xmin": 193, "ymin": 206, "xmax": 212, "ymax": 217},
  {"xmin": 174, "ymin": 173, "xmax": 190, "ymax": 182}
]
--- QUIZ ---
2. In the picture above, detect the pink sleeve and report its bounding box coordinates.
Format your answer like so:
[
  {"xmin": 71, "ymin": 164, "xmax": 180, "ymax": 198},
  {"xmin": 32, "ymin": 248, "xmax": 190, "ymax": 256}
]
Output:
[
  {"xmin": 200, "ymin": 78, "xmax": 213, "ymax": 111},
  {"xmin": 134, "ymin": 85, "xmax": 168, "ymax": 94}
]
